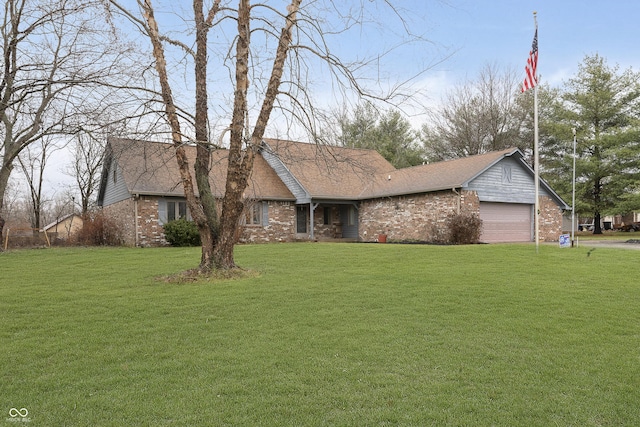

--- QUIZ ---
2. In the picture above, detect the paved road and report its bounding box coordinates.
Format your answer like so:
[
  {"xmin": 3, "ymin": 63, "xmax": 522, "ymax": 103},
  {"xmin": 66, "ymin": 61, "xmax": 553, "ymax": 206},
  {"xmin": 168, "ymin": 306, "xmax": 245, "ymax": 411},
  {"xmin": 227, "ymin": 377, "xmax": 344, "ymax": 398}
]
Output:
[{"xmin": 575, "ymin": 239, "xmax": 640, "ymax": 250}]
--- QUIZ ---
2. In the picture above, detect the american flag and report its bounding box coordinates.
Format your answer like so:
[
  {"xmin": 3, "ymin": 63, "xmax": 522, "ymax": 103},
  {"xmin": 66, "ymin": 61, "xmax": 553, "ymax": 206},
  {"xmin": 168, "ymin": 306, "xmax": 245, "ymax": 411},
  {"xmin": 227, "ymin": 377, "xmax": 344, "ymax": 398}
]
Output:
[{"xmin": 521, "ymin": 28, "xmax": 538, "ymax": 92}]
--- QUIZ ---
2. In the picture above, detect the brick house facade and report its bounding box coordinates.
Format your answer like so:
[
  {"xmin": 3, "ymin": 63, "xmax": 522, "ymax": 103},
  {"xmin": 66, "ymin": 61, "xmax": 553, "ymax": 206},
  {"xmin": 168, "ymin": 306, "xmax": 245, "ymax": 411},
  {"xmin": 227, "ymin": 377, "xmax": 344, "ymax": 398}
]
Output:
[
  {"xmin": 539, "ymin": 195, "xmax": 564, "ymax": 242},
  {"xmin": 359, "ymin": 190, "xmax": 480, "ymax": 242},
  {"xmin": 98, "ymin": 138, "xmax": 569, "ymax": 246}
]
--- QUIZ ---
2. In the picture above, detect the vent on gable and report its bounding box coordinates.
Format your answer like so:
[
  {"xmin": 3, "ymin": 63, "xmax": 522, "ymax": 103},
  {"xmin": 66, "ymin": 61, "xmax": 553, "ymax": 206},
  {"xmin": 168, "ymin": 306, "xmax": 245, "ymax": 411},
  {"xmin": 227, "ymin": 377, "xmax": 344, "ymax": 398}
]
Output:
[{"xmin": 502, "ymin": 166, "xmax": 512, "ymax": 184}]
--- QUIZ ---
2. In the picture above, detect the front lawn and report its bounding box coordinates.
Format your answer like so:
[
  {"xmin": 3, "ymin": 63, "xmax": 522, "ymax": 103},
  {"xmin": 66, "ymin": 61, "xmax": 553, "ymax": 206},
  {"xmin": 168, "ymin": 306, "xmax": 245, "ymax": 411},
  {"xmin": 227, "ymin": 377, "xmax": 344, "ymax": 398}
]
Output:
[{"xmin": 1, "ymin": 243, "xmax": 639, "ymax": 426}]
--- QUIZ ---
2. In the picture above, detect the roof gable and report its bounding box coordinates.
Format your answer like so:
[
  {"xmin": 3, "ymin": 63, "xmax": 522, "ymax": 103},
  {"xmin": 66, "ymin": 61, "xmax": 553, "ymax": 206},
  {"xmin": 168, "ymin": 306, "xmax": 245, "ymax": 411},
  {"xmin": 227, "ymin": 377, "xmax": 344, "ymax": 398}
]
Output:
[
  {"xmin": 262, "ymin": 139, "xmax": 396, "ymax": 201},
  {"xmin": 99, "ymin": 139, "xmax": 568, "ymax": 210},
  {"xmin": 100, "ymin": 138, "xmax": 295, "ymax": 202},
  {"xmin": 360, "ymin": 148, "xmax": 520, "ymax": 199},
  {"xmin": 42, "ymin": 213, "xmax": 83, "ymax": 232}
]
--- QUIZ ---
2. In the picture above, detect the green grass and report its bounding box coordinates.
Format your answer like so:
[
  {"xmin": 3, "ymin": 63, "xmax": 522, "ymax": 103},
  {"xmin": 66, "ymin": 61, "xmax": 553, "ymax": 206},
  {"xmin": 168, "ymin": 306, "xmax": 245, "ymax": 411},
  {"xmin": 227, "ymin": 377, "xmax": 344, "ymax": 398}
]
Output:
[{"xmin": 1, "ymin": 243, "xmax": 640, "ymax": 426}]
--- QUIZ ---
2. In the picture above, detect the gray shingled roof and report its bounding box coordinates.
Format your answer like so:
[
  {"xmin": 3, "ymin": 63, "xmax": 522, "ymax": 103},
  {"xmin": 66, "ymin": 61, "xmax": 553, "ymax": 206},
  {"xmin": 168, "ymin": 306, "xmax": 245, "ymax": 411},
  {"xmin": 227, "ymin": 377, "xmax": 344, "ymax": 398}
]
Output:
[
  {"xmin": 105, "ymin": 138, "xmax": 295, "ymax": 200},
  {"xmin": 360, "ymin": 147, "xmax": 520, "ymax": 199},
  {"xmin": 263, "ymin": 138, "xmax": 397, "ymax": 200},
  {"xmin": 101, "ymin": 138, "xmax": 567, "ymax": 209}
]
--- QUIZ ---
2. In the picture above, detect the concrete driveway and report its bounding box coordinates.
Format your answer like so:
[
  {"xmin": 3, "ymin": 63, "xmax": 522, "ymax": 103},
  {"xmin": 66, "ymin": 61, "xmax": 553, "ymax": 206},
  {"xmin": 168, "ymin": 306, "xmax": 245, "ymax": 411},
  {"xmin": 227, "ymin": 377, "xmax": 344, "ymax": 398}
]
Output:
[{"xmin": 575, "ymin": 238, "xmax": 640, "ymax": 250}]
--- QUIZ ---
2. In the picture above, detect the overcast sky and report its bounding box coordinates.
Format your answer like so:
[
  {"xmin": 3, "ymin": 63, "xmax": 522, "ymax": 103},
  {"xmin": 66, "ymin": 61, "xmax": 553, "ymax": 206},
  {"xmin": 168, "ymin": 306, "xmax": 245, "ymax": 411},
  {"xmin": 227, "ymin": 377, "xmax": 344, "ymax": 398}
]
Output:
[
  {"xmin": 415, "ymin": 0, "xmax": 639, "ymax": 91},
  {"xmin": 42, "ymin": 0, "xmax": 640, "ymax": 196}
]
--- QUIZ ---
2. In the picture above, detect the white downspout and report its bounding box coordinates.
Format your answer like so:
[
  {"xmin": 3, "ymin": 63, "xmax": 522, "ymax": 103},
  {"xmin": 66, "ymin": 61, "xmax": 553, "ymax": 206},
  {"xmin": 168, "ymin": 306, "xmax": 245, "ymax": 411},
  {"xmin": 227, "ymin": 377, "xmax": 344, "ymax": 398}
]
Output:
[
  {"xmin": 134, "ymin": 194, "xmax": 139, "ymax": 247},
  {"xmin": 452, "ymin": 188, "xmax": 461, "ymax": 214}
]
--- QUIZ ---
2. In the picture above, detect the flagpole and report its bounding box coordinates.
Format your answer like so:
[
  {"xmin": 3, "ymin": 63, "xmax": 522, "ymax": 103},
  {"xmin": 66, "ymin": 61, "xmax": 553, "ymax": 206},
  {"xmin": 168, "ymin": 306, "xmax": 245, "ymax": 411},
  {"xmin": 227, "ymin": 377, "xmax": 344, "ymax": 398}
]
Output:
[
  {"xmin": 533, "ymin": 11, "xmax": 539, "ymax": 253},
  {"xmin": 571, "ymin": 127, "xmax": 577, "ymax": 246}
]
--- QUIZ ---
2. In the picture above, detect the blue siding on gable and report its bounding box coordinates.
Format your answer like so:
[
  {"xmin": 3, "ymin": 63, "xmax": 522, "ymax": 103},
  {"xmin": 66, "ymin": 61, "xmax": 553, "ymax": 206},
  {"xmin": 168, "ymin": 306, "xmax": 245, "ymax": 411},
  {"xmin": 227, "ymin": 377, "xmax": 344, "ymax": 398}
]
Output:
[
  {"xmin": 102, "ymin": 161, "xmax": 131, "ymax": 206},
  {"xmin": 261, "ymin": 147, "xmax": 310, "ymax": 203},
  {"xmin": 466, "ymin": 157, "xmax": 550, "ymax": 204}
]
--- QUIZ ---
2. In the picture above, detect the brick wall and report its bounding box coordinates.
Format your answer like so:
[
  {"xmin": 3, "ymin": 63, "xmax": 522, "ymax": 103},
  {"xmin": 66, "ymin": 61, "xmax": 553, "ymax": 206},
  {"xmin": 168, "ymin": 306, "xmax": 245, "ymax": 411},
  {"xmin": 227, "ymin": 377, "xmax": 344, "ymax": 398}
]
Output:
[
  {"xmin": 136, "ymin": 196, "xmax": 165, "ymax": 246},
  {"xmin": 104, "ymin": 192, "xmax": 563, "ymax": 245},
  {"xmin": 102, "ymin": 198, "xmax": 136, "ymax": 246},
  {"xmin": 311, "ymin": 206, "xmax": 341, "ymax": 239},
  {"xmin": 240, "ymin": 201, "xmax": 296, "ymax": 243},
  {"xmin": 102, "ymin": 196, "xmax": 166, "ymax": 247},
  {"xmin": 104, "ymin": 197, "xmax": 299, "ymax": 246},
  {"xmin": 539, "ymin": 195, "xmax": 564, "ymax": 242},
  {"xmin": 359, "ymin": 190, "xmax": 480, "ymax": 242}
]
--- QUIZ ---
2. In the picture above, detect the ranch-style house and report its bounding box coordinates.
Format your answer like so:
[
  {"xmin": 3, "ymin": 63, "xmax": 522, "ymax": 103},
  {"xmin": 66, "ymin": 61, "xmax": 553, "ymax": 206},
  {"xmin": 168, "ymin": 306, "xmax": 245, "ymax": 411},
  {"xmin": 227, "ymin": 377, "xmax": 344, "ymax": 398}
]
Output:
[{"xmin": 97, "ymin": 137, "xmax": 569, "ymax": 246}]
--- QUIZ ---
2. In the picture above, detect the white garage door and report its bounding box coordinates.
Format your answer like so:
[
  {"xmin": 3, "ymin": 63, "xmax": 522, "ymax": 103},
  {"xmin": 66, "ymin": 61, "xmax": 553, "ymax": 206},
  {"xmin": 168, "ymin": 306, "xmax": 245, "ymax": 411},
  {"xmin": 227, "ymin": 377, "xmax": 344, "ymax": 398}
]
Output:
[{"xmin": 479, "ymin": 202, "xmax": 532, "ymax": 243}]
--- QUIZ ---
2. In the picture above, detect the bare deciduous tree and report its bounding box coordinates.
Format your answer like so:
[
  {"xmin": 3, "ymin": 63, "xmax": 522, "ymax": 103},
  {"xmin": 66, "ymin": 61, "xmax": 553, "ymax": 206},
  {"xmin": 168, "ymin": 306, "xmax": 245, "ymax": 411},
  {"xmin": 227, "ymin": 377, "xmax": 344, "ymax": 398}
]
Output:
[
  {"xmin": 17, "ymin": 136, "xmax": 62, "ymax": 230},
  {"xmin": 65, "ymin": 132, "xmax": 106, "ymax": 216},
  {"xmin": 0, "ymin": 0, "xmax": 133, "ymax": 245},
  {"xmin": 421, "ymin": 63, "xmax": 530, "ymax": 162},
  {"xmin": 109, "ymin": 0, "xmax": 434, "ymax": 271}
]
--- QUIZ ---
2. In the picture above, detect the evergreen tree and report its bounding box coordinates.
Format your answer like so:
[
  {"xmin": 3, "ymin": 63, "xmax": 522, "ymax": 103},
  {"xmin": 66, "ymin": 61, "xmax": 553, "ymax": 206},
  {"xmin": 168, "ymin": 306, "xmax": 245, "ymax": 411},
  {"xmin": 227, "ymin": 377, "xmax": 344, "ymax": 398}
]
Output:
[
  {"xmin": 540, "ymin": 55, "xmax": 640, "ymax": 234},
  {"xmin": 339, "ymin": 104, "xmax": 424, "ymax": 168}
]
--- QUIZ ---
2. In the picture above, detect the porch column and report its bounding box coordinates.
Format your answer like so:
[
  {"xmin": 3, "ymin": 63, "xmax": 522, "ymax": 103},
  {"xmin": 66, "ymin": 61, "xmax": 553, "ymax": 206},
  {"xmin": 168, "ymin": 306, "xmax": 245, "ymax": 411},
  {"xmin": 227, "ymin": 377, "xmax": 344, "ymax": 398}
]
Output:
[{"xmin": 310, "ymin": 202, "xmax": 319, "ymax": 240}]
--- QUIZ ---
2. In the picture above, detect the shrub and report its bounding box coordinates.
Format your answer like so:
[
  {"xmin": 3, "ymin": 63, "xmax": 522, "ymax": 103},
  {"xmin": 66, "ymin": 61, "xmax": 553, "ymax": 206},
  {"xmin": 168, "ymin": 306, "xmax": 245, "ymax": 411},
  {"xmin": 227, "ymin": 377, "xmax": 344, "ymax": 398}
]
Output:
[
  {"xmin": 76, "ymin": 211, "xmax": 124, "ymax": 246},
  {"xmin": 163, "ymin": 219, "xmax": 201, "ymax": 247},
  {"xmin": 446, "ymin": 213, "xmax": 483, "ymax": 244}
]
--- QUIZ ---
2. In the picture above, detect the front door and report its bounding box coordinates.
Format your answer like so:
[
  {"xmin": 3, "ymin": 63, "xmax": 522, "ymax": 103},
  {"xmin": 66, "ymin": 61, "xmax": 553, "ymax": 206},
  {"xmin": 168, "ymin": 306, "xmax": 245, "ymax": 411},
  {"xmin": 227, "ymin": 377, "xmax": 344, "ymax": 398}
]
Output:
[
  {"xmin": 296, "ymin": 205, "xmax": 308, "ymax": 234},
  {"xmin": 339, "ymin": 204, "xmax": 358, "ymax": 239}
]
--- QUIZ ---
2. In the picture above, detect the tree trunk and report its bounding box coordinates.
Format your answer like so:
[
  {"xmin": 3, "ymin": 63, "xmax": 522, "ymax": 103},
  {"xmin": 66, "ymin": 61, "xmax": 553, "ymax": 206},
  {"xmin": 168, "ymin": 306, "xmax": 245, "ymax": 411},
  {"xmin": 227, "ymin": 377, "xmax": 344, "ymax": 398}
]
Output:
[
  {"xmin": 593, "ymin": 211, "xmax": 602, "ymax": 234},
  {"xmin": 142, "ymin": 0, "xmax": 299, "ymax": 271},
  {"xmin": 141, "ymin": 0, "xmax": 212, "ymax": 268},
  {"xmin": 0, "ymin": 162, "xmax": 14, "ymax": 247},
  {"xmin": 193, "ymin": 0, "xmax": 220, "ymax": 272},
  {"xmin": 213, "ymin": 0, "xmax": 301, "ymax": 269},
  {"xmin": 592, "ymin": 174, "xmax": 603, "ymax": 235},
  {"xmin": 212, "ymin": 0, "xmax": 251, "ymax": 270}
]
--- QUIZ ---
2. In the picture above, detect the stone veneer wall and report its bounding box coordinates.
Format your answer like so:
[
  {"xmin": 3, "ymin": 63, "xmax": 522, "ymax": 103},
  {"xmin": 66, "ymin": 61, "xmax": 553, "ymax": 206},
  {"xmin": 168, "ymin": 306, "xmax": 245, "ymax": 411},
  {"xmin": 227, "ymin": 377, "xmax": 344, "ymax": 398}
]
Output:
[
  {"xmin": 312, "ymin": 205, "xmax": 342, "ymax": 239},
  {"xmin": 359, "ymin": 190, "xmax": 480, "ymax": 242},
  {"xmin": 136, "ymin": 196, "xmax": 165, "ymax": 246},
  {"xmin": 539, "ymin": 195, "xmax": 564, "ymax": 242},
  {"xmin": 102, "ymin": 196, "xmax": 166, "ymax": 247},
  {"xmin": 102, "ymin": 198, "xmax": 137, "ymax": 246},
  {"xmin": 240, "ymin": 201, "xmax": 296, "ymax": 243},
  {"xmin": 104, "ymin": 198, "xmax": 298, "ymax": 246},
  {"xmin": 104, "ymin": 192, "xmax": 561, "ymax": 245}
]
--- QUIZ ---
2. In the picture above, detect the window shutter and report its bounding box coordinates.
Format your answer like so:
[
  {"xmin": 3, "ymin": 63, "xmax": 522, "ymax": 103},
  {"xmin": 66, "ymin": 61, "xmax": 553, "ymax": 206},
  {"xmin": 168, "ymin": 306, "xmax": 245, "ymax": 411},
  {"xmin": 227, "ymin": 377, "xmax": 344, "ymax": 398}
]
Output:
[
  {"xmin": 158, "ymin": 199, "xmax": 167, "ymax": 225},
  {"xmin": 262, "ymin": 201, "xmax": 269, "ymax": 226}
]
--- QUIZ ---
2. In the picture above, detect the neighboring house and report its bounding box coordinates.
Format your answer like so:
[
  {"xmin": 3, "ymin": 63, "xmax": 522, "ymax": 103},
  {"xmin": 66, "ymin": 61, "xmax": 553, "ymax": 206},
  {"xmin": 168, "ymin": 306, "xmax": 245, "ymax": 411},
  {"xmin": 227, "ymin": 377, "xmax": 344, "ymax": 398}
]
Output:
[
  {"xmin": 97, "ymin": 137, "xmax": 569, "ymax": 246},
  {"xmin": 42, "ymin": 213, "xmax": 84, "ymax": 241}
]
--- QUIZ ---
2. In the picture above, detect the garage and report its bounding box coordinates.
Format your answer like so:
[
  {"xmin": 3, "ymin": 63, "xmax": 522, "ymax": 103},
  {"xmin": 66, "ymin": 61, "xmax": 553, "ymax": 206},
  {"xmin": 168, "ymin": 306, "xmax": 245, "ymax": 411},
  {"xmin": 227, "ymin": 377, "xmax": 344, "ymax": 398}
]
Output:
[{"xmin": 479, "ymin": 202, "xmax": 532, "ymax": 243}]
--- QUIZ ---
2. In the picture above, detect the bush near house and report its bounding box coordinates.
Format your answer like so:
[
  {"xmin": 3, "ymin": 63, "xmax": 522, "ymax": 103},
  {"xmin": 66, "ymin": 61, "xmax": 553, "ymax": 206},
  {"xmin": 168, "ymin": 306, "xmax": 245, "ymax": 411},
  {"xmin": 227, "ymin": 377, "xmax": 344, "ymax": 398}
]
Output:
[
  {"xmin": 429, "ymin": 212, "xmax": 483, "ymax": 245},
  {"xmin": 75, "ymin": 211, "xmax": 123, "ymax": 246},
  {"xmin": 163, "ymin": 218, "xmax": 201, "ymax": 247},
  {"xmin": 447, "ymin": 212, "xmax": 483, "ymax": 244}
]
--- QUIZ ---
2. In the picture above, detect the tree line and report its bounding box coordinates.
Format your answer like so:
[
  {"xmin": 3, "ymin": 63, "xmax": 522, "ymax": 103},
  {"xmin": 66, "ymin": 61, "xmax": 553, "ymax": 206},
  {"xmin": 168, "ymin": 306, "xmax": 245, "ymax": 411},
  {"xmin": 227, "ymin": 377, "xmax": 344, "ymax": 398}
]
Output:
[
  {"xmin": 336, "ymin": 59, "xmax": 640, "ymax": 235},
  {"xmin": 2, "ymin": 0, "xmax": 639, "ymax": 266}
]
